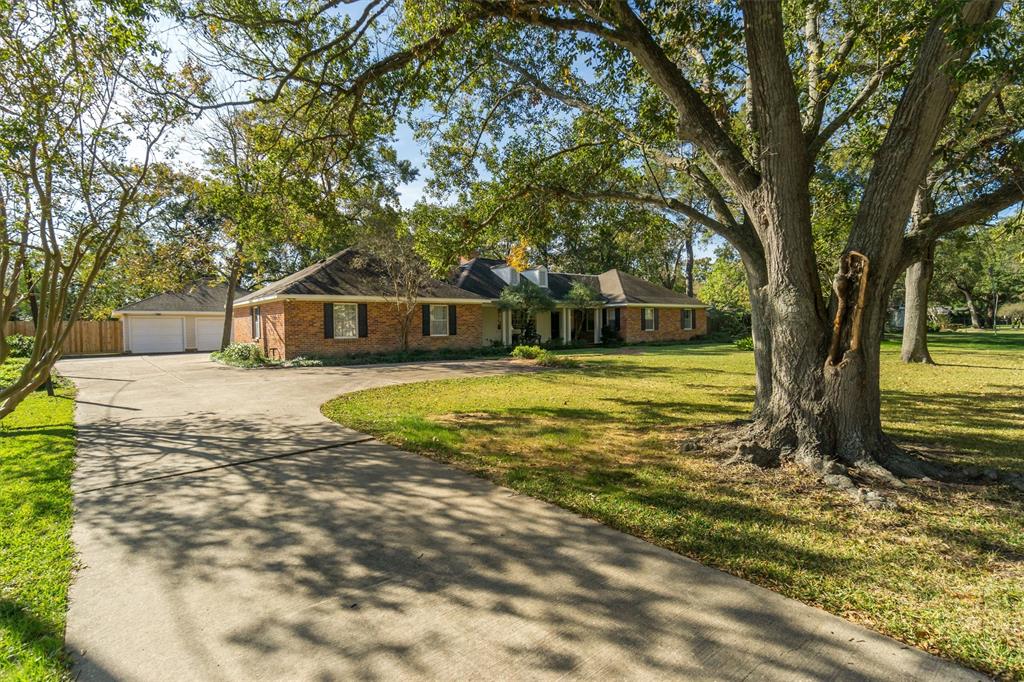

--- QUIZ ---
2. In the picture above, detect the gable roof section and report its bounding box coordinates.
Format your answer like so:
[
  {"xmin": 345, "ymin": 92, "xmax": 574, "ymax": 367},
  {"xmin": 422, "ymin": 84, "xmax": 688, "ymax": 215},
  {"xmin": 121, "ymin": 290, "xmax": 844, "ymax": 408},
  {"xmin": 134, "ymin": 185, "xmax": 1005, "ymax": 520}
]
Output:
[
  {"xmin": 236, "ymin": 249, "xmax": 485, "ymax": 305},
  {"xmin": 599, "ymin": 269, "xmax": 704, "ymax": 306},
  {"xmin": 116, "ymin": 279, "xmax": 248, "ymax": 313}
]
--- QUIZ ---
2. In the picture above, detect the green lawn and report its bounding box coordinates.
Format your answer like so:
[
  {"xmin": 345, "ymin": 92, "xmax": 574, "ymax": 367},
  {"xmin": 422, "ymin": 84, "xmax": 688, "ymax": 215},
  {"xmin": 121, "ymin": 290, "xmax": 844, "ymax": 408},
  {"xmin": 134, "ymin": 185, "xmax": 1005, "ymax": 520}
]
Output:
[
  {"xmin": 1, "ymin": 359, "xmax": 76, "ymax": 681},
  {"xmin": 323, "ymin": 331, "xmax": 1024, "ymax": 679}
]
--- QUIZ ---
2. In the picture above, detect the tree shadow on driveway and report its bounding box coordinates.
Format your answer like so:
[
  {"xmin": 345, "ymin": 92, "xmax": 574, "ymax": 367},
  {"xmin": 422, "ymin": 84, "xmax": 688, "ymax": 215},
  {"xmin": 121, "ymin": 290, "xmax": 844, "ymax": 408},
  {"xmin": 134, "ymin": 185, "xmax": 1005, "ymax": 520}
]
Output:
[{"xmin": 68, "ymin": 412, "xmax": 978, "ymax": 681}]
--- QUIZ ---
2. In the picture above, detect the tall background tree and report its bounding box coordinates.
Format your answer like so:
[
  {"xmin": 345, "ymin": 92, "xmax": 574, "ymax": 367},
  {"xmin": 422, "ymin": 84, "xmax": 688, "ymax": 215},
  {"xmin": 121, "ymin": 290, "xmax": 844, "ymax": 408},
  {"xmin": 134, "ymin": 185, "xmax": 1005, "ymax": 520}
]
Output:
[{"xmin": 177, "ymin": 0, "xmax": 1024, "ymax": 483}]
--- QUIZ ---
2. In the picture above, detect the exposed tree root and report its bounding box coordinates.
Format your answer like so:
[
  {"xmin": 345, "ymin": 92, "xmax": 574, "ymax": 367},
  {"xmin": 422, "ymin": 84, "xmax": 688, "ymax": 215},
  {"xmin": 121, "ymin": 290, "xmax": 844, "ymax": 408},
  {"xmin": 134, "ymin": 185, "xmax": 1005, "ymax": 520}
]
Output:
[{"xmin": 680, "ymin": 420, "xmax": 1024, "ymax": 509}]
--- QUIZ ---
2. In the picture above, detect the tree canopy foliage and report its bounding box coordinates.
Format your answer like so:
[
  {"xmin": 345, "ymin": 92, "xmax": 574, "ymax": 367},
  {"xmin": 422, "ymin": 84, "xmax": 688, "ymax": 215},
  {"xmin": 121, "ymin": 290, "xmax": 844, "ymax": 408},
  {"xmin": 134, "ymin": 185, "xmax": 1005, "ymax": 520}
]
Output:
[{"xmin": 168, "ymin": 0, "xmax": 1024, "ymax": 481}]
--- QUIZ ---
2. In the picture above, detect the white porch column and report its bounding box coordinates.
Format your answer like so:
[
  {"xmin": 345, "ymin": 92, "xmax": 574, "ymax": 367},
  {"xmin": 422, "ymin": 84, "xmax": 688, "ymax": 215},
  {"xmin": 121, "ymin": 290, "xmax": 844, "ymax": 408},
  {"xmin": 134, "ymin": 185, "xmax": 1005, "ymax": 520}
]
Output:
[
  {"xmin": 561, "ymin": 308, "xmax": 571, "ymax": 344},
  {"xmin": 502, "ymin": 308, "xmax": 513, "ymax": 346},
  {"xmin": 593, "ymin": 308, "xmax": 601, "ymax": 344}
]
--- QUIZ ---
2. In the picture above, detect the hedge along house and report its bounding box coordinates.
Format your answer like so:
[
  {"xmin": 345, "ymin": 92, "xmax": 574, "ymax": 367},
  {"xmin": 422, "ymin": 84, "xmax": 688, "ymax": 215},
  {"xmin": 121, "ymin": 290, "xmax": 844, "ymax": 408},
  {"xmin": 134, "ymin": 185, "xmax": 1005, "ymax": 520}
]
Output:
[
  {"xmin": 452, "ymin": 256, "xmax": 708, "ymax": 345},
  {"xmin": 231, "ymin": 249, "xmax": 488, "ymax": 360}
]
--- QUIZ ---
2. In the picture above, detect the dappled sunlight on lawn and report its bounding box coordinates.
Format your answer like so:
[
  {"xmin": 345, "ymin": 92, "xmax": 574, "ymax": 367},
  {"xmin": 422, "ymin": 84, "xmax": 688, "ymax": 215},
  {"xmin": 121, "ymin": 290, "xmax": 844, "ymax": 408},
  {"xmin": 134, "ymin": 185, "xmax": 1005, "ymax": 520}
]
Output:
[{"xmin": 323, "ymin": 333, "xmax": 1024, "ymax": 678}]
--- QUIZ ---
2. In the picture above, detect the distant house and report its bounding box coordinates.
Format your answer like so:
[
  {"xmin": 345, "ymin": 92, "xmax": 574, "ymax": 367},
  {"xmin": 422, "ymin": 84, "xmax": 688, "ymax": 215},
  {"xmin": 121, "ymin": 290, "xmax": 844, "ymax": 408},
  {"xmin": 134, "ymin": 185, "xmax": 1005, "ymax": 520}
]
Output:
[
  {"xmin": 113, "ymin": 279, "xmax": 247, "ymax": 354},
  {"xmin": 231, "ymin": 249, "xmax": 707, "ymax": 360}
]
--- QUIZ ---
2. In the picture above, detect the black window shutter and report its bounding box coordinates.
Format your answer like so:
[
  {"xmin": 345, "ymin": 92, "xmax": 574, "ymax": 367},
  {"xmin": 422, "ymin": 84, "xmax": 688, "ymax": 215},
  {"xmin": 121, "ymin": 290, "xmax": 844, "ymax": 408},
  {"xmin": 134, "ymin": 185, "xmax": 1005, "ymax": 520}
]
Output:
[
  {"xmin": 640, "ymin": 308, "xmax": 645, "ymax": 331},
  {"xmin": 602, "ymin": 309, "xmax": 607, "ymax": 327},
  {"xmin": 551, "ymin": 310, "xmax": 559, "ymax": 337},
  {"xmin": 448, "ymin": 305, "xmax": 457, "ymax": 335},
  {"xmin": 358, "ymin": 303, "xmax": 368, "ymax": 337},
  {"xmin": 614, "ymin": 309, "xmax": 620, "ymax": 331},
  {"xmin": 654, "ymin": 308, "xmax": 660, "ymax": 330},
  {"xmin": 323, "ymin": 303, "xmax": 333, "ymax": 339},
  {"xmin": 422, "ymin": 304, "xmax": 431, "ymax": 336}
]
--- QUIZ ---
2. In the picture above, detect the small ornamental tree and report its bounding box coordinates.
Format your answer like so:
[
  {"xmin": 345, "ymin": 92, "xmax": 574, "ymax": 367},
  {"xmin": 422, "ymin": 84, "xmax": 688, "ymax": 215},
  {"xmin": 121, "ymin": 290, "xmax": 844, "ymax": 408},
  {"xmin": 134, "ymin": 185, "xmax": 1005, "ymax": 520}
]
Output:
[
  {"xmin": 497, "ymin": 279, "xmax": 555, "ymax": 341},
  {"xmin": 359, "ymin": 219, "xmax": 434, "ymax": 352}
]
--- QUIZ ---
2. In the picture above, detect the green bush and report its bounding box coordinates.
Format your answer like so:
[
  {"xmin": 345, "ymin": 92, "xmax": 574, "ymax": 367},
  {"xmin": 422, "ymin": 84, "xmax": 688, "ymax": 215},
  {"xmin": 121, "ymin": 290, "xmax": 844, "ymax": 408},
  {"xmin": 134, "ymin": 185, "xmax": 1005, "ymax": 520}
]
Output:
[
  {"xmin": 707, "ymin": 309, "xmax": 750, "ymax": 341},
  {"xmin": 511, "ymin": 345, "xmax": 544, "ymax": 359},
  {"xmin": 535, "ymin": 350, "xmax": 579, "ymax": 368},
  {"xmin": 211, "ymin": 343, "xmax": 269, "ymax": 368},
  {"xmin": 733, "ymin": 336, "xmax": 754, "ymax": 351},
  {"xmin": 5, "ymin": 334, "xmax": 34, "ymax": 358},
  {"xmin": 600, "ymin": 326, "xmax": 623, "ymax": 346}
]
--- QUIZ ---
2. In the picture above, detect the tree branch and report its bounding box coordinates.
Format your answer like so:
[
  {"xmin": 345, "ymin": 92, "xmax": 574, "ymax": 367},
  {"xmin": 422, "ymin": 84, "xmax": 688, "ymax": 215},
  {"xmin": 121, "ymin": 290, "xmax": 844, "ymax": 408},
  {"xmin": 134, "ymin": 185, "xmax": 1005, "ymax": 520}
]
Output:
[
  {"xmin": 924, "ymin": 179, "xmax": 1024, "ymax": 240},
  {"xmin": 848, "ymin": 0, "xmax": 1001, "ymax": 271},
  {"xmin": 901, "ymin": 176, "xmax": 1024, "ymax": 266},
  {"xmin": 536, "ymin": 184, "xmax": 763, "ymax": 261},
  {"xmin": 808, "ymin": 48, "xmax": 905, "ymax": 160},
  {"xmin": 598, "ymin": 0, "xmax": 761, "ymax": 198}
]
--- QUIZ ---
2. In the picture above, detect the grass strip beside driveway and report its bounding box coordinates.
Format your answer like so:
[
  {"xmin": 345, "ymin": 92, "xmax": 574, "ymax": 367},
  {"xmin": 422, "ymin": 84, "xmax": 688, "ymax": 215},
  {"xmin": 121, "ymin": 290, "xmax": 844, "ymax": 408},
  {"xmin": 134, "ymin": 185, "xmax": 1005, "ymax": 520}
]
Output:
[{"xmin": 1, "ymin": 359, "xmax": 76, "ymax": 681}]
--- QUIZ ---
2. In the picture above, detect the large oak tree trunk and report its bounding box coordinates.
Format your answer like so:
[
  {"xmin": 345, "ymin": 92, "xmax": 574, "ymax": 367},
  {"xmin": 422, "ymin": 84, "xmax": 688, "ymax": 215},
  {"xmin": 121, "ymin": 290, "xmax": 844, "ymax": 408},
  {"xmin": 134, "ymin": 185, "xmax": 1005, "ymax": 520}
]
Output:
[
  {"xmin": 900, "ymin": 242, "xmax": 935, "ymax": 364},
  {"xmin": 735, "ymin": 268, "xmax": 910, "ymax": 482}
]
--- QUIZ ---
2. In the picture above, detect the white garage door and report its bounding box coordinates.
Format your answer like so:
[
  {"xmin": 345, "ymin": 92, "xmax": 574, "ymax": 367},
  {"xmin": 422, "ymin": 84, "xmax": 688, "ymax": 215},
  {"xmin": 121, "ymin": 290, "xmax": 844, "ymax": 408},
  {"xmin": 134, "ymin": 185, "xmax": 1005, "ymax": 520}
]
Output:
[
  {"xmin": 129, "ymin": 317, "xmax": 185, "ymax": 354},
  {"xmin": 195, "ymin": 317, "xmax": 226, "ymax": 352}
]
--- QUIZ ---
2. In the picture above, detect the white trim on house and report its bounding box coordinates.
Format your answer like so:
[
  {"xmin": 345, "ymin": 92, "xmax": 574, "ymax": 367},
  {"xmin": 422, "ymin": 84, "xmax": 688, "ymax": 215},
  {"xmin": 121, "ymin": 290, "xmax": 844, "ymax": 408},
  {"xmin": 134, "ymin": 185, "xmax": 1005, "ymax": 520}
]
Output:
[
  {"xmin": 113, "ymin": 310, "xmax": 225, "ymax": 317},
  {"xmin": 235, "ymin": 294, "xmax": 488, "ymax": 306},
  {"xmin": 601, "ymin": 302, "xmax": 709, "ymax": 309}
]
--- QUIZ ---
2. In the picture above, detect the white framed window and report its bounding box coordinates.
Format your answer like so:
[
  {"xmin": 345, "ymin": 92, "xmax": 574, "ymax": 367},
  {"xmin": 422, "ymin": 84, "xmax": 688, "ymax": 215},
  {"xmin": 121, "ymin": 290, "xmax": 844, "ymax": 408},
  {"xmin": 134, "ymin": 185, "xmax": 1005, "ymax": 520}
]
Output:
[
  {"xmin": 333, "ymin": 303, "xmax": 358, "ymax": 339},
  {"xmin": 251, "ymin": 306, "xmax": 261, "ymax": 339},
  {"xmin": 429, "ymin": 304, "xmax": 449, "ymax": 336},
  {"xmin": 643, "ymin": 307, "xmax": 656, "ymax": 331},
  {"xmin": 682, "ymin": 308, "xmax": 694, "ymax": 330},
  {"xmin": 511, "ymin": 308, "xmax": 530, "ymax": 331},
  {"xmin": 536, "ymin": 269, "xmax": 548, "ymax": 287}
]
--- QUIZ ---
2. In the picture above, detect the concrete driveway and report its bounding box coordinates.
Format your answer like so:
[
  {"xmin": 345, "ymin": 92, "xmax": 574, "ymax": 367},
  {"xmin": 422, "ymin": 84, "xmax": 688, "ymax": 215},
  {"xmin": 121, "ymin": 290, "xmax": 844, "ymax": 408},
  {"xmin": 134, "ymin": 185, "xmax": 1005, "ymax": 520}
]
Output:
[{"xmin": 62, "ymin": 353, "xmax": 983, "ymax": 681}]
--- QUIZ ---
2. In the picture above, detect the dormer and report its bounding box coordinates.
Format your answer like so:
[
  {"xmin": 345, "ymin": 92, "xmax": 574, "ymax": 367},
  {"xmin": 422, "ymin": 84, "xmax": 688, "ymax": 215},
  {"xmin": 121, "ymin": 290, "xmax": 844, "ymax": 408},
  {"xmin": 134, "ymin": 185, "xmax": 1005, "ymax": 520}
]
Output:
[
  {"xmin": 521, "ymin": 266, "xmax": 548, "ymax": 288},
  {"xmin": 491, "ymin": 264, "xmax": 520, "ymax": 285}
]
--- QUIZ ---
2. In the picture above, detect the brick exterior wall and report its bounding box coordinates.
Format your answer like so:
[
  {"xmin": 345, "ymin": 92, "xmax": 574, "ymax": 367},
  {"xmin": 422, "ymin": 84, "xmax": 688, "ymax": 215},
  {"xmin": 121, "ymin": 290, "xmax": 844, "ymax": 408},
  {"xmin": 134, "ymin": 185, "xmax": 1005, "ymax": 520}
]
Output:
[
  {"xmin": 232, "ymin": 306, "xmax": 251, "ymax": 346},
  {"xmin": 233, "ymin": 300, "xmax": 484, "ymax": 360},
  {"xmin": 618, "ymin": 306, "xmax": 707, "ymax": 344},
  {"xmin": 232, "ymin": 301, "xmax": 286, "ymax": 358}
]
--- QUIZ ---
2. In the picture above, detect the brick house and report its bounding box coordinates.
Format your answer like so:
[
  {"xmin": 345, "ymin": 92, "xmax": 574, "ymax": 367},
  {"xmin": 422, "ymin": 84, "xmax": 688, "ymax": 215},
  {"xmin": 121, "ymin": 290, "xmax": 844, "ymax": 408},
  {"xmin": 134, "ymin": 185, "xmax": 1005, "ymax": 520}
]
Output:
[
  {"xmin": 453, "ymin": 257, "xmax": 708, "ymax": 346},
  {"xmin": 232, "ymin": 249, "xmax": 707, "ymax": 360}
]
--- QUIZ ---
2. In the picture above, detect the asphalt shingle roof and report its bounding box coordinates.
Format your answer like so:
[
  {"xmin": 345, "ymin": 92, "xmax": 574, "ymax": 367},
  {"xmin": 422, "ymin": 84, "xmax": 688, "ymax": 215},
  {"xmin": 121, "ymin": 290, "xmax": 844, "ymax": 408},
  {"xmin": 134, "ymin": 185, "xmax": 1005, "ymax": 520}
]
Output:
[
  {"xmin": 451, "ymin": 258, "xmax": 704, "ymax": 305},
  {"xmin": 598, "ymin": 269, "xmax": 704, "ymax": 305},
  {"xmin": 236, "ymin": 249, "xmax": 484, "ymax": 304},
  {"xmin": 117, "ymin": 279, "xmax": 247, "ymax": 313}
]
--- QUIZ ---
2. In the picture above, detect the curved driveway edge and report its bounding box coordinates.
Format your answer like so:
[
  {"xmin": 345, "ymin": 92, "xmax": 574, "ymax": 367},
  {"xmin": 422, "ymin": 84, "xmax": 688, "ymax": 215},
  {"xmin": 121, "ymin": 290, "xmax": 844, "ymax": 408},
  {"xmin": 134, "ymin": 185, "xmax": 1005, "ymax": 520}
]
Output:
[{"xmin": 60, "ymin": 353, "xmax": 985, "ymax": 681}]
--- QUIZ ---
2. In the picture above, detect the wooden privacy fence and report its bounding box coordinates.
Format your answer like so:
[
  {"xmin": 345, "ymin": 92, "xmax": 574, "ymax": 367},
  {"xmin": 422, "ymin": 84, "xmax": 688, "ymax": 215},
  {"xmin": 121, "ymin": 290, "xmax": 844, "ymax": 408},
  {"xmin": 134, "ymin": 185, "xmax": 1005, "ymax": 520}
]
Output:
[{"xmin": 3, "ymin": 320, "xmax": 123, "ymax": 356}]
